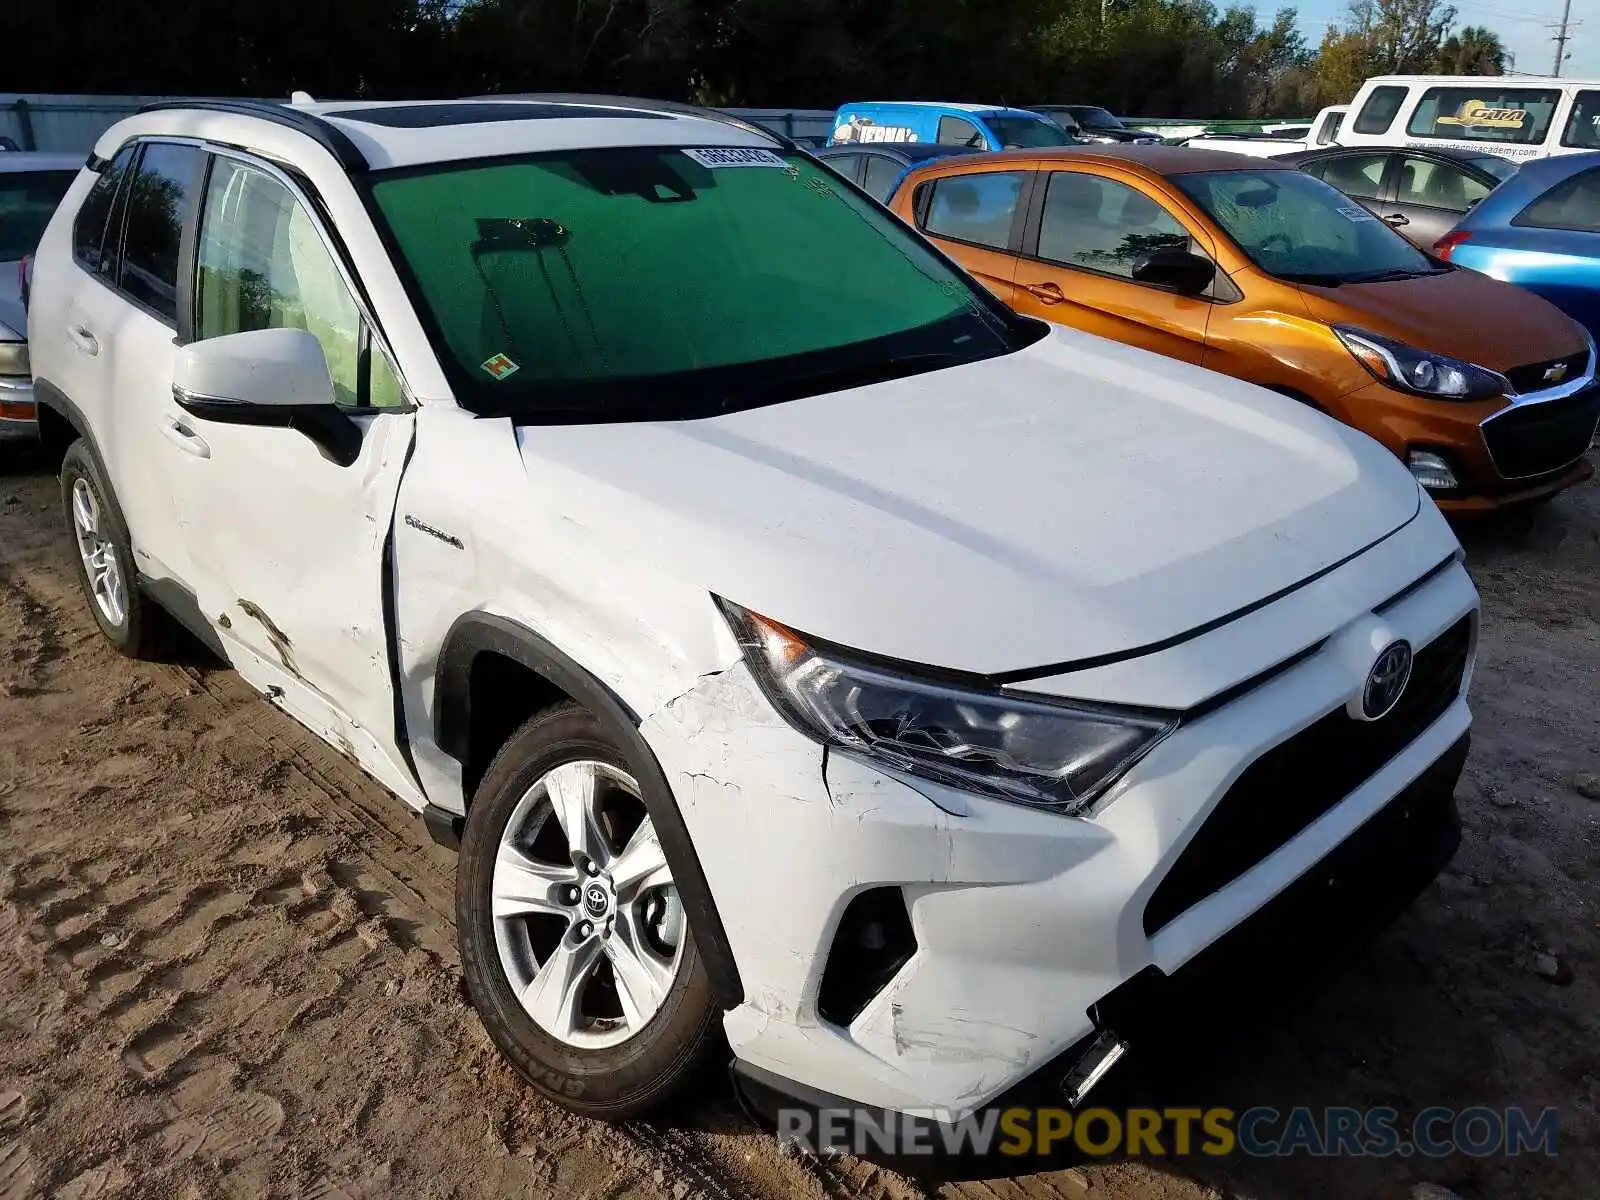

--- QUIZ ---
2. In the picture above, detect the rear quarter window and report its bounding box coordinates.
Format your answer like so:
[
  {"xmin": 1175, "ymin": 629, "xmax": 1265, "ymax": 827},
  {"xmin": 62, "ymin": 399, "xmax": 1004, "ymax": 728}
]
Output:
[
  {"xmin": 1352, "ymin": 87, "xmax": 1407, "ymax": 135},
  {"xmin": 1406, "ymin": 88, "xmax": 1559, "ymax": 145},
  {"xmin": 1513, "ymin": 168, "xmax": 1600, "ymax": 234},
  {"xmin": 72, "ymin": 145, "xmax": 136, "ymax": 278},
  {"xmin": 919, "ymin": 171, "xmax": 1025, "ymax": 250}
]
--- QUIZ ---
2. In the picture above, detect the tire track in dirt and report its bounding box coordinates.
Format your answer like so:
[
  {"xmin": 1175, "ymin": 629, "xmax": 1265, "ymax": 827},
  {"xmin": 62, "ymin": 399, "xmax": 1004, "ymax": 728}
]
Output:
[
  {"xmin": 0, "ymin": 462, "xmax": 1339, "ymax": 1200},
  {"xmin": 0, "ymin": 467, "xmax": 864, "ymax": 1199}
]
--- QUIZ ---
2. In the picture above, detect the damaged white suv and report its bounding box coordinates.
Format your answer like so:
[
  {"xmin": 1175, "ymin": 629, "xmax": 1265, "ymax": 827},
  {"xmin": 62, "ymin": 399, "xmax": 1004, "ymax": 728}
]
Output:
[{"xmin": 29, "ymin": 97, "xmax": 1478, "ymax": 1124}]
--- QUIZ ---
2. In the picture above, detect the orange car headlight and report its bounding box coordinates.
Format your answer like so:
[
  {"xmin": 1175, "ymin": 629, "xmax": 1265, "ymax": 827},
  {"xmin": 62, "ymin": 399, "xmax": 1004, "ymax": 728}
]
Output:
[{"xmin": 1333, "ymin": 325, "xmax": 1507, "ymax": 402}]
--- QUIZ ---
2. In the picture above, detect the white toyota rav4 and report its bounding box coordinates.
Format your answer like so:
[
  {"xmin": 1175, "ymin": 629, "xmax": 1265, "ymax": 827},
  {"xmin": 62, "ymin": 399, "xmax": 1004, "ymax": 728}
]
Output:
[{"xmin": 28, "ymin": 97, "xmax": 1478, "ymax": 1126}]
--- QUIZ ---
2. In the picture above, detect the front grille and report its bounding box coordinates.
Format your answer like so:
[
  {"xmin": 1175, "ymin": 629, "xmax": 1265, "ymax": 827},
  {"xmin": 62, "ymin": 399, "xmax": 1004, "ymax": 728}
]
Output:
[
  {"xmin": 1481, "ymin": 387, "xmax": 1600, "ymax": 480},
  {"xmin": 1504, "ymin": 348, "xmax": 1591, "ymax": 396},
  {"xmin": 1143, "ymin": 615, "xmax": 1472, "ymax": 936}
]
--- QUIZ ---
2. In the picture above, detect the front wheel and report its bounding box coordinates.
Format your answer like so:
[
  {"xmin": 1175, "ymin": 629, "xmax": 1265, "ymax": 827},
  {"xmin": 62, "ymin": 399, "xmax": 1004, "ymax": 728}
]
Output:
[{"xmin": 456, "ymin": 702, "xmax": 721, "ymax": 1117}]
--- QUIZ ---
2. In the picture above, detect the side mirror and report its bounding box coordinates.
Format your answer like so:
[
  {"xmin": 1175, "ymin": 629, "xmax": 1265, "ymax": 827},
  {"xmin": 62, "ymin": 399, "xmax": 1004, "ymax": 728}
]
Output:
[
  {"xmin": 1131, "ymin": 247, "xmax": 1216, "ymax": 296},
  {"xmin": 173, "ymin": 328, "xmax": 361, "ymax": 466}
]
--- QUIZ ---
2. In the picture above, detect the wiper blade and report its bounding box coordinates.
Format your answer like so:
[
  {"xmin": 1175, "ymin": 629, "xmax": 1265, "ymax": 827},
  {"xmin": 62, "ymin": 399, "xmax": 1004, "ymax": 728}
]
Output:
[
  {"xmin": 1347, "ymin": 267, "xmax": 1446, "ymax": 284},
  {"xmin": 1275, "ymin": 271, "xmax": 1349, "ymax": 286},
  {"xmin": 718, "ymin": 352, "xmax": 964, "ymax": 410}
]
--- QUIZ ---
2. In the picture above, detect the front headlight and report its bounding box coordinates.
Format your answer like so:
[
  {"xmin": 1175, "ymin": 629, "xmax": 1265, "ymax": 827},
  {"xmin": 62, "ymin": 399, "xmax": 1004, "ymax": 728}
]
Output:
[
  {"xmin": 0, "ymin": 341, "xmax": 28, "ymax": 378},
  {"xmin": 1334, "ymin": 325, "xmax": 1506, "ymax": 401},
  {"xmin": 718, "ymin": 599, "xmax": 1178, "ymax": 815}
]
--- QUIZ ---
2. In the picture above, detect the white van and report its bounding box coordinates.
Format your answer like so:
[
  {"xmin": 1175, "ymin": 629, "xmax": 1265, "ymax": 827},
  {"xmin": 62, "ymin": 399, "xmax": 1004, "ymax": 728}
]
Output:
[{"xmin": 1339, "ymin": 74, "xmax": 1600, "ymax": 161}]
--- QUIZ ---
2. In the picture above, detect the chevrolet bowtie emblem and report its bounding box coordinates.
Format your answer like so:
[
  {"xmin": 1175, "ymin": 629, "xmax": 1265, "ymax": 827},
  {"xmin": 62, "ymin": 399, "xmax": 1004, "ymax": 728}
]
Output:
[{"xmin": 1543, "ymin": 362, "xmax": 1569, "ymax": 383}]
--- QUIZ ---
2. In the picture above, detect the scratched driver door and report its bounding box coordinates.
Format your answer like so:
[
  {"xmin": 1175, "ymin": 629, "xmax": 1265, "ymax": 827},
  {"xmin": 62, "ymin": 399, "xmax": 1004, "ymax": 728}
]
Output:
[{"xmin": 167, "ymin": 153, "xmax": 424, "ymax": 807}]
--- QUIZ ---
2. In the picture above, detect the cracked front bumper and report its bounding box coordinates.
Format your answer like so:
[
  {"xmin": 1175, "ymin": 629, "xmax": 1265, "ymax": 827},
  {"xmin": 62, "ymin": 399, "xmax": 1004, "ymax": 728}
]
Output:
[
  {"xmin": 641, "ymin": 558, "xmax": 1477, "ymax": 1117},
  {"xmin": 731, "ymin": 731, "xmax": 1466, "ymax": 1136}
]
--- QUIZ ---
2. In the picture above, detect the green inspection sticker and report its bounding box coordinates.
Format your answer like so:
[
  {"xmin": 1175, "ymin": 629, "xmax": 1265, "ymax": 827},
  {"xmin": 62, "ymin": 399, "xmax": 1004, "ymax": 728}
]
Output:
[{"xmin": 481, "ymin": 353, "xmax": 521, "ymax": 380}]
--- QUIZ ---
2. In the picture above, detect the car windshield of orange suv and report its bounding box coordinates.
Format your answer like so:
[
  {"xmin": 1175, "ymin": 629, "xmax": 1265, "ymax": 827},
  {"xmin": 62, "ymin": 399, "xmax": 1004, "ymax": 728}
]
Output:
[{"xmin": 890, "ymin": 148, "xmax": 1599, "ymax": 514}]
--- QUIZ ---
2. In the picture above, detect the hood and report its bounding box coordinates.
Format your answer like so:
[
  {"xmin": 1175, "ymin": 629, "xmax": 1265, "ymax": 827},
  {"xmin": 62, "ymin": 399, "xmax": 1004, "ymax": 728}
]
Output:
[
  {"xmin": 1298, "ymin": 266, "xmax": 1589, "ymax": 372},
  {"xmin": 517, "ymin": 328, "xmax": 1421, "ymax": 677}
]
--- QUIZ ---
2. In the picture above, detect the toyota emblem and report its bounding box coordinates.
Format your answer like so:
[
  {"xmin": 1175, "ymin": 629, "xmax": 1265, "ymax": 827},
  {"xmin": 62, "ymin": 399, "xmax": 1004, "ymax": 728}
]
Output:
[
  {"xmin": 583, "ymin": 882, "xmax": 609, "ymax": 917},
  {"xmin": 1361, "ymin": 641, "xmax": 1413, "ymax": 720}
]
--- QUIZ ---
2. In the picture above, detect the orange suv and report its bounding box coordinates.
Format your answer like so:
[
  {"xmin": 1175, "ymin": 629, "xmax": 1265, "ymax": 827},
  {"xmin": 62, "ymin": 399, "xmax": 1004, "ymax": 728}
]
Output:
[{"xmin": 887, "ymin": 146, "xmax": 1598, "ymax": 513}]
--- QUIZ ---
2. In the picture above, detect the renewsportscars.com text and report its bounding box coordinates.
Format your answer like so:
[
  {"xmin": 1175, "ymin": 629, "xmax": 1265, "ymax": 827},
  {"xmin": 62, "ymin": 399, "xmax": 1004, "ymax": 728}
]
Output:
[{"xmin": 776, "ymin": 1105, "xmax": 1560, "ymax": 1159}]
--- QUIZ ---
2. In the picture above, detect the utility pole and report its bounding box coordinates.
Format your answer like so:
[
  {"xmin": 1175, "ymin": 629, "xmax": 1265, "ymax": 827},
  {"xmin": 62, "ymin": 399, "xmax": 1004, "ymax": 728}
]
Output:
[{"xmin": 1551, "ymin": 0, "xmax": 1573, "ymax": 77}]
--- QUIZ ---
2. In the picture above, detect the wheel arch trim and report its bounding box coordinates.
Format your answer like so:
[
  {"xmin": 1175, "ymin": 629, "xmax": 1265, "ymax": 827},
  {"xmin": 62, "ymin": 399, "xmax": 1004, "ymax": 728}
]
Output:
[{"xmin": 435, "ymin": 611, "xmax": 744, "ymax": 1008}]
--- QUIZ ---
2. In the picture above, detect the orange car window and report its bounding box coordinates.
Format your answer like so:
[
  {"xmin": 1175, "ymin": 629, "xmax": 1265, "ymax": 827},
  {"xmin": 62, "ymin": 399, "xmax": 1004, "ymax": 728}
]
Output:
[
  {"xmin": 1036, "ymin": 172, "xmax": 1188, "ymax": 279},
  {"xmin": 922, "ymin": 171, "xmax": 1025, "ymax": 250}
]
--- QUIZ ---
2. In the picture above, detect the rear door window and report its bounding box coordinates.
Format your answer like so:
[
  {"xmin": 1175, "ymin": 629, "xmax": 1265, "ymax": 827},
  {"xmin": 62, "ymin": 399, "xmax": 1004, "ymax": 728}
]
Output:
[
  {"xmin": 1035, "ymin": 172, "xmax": 1190, "ymax": 280},
  {"xmin": 1394, "ymin": 156, "xmax": 1491, "ymax": 213},
  {"xmin": 1406, "ymin": 87, "xmax": 1559, "ymax": 145},
  {"xmin": 72, "ymin": 144, "xmax": 136, "ymax": 279},
  {"xmin": 1307, "ymin": 153, "xmax": 1390, "ymax": 202},
  {"xmin": 1352, "ymin": 87, "xmax": 1407, "ymax": 135},
  {"xmin": 1562, "ymin": 91, "xmax": 1600, "ymax": 150},
  {"xmin": 824, "ymin": 152, "xmax": 866, "ymax": 185},
  {"xmin": 118, "ymin": 142, "xmax": 203, "ymax": 322},
  {"xmin": 1513, "ymin": 168, "xmax": 1600, "ymax": 234},
  {"xmin": 920, "ymin": 171, "xmax": 1024, "ymax": 250},
  {"xmin": 861, "ymin": 155, "xmax": 904, "ymax": 201}
]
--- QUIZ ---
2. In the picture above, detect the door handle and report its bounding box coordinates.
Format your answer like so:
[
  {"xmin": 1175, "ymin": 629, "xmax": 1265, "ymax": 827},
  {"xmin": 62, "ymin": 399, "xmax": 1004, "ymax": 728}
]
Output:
[
  {"xmin": 68, "ymin": 325, "xmax": 100, "ymax": 356},
  {"xmin": 159, "ymin": 416, "xmax": 211, "ymax": 459},
  {"xmin": 1382, "ymin": 212, "xmax": 1409, "ymax": 228},
  {"xmin": 1025, "ymin": 281, "xmax": 1066, "ymax": 304}
]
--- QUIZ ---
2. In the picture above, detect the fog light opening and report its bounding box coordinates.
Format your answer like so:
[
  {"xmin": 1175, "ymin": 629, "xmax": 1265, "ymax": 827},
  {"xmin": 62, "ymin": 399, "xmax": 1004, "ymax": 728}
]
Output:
[{"xmin": 1407, "ymin": 449, "xmax": 1459, "ymax": 492}]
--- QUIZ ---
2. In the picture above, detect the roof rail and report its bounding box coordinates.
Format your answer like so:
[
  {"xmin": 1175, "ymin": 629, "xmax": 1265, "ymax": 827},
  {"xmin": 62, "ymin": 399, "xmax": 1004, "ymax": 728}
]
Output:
[
  {"xmin": 463, "ymin": 92, "xmax": 795, "ymax": 149},
  {"xmin": 134, "ymin": 99, "xmax": 368, "ymax": 172}
]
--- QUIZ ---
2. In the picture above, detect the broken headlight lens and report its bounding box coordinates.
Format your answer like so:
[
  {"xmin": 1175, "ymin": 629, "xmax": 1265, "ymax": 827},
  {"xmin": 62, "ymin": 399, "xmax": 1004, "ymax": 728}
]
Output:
[{"xmin": 718, "ymin": 599, "xmax": 1178, "ymax": 815}]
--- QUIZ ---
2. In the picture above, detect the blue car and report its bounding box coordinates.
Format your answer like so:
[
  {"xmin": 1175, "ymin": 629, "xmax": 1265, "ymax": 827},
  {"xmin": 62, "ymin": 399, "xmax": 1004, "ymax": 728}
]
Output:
[
  {"xmin": 812, "ymin": 141, "xmax": 984, "ymax": 202},
  {"xmin": 828, "ymin": 102, "xmax": 1075, "ymax": 153},
  {"xmin": 1437, "ymin": 151, "xmax": 1600, "ymax": 342}
]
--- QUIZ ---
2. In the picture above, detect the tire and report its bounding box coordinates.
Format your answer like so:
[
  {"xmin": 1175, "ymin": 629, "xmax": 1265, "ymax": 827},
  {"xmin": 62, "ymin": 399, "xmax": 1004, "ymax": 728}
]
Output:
[
  {"xmin": 457, "ymin": 701, "xmax": 722, "ymax": 1117},
  {"xmin": 59, "ymin": 440, "xmax": 167, "ymax": 659}
]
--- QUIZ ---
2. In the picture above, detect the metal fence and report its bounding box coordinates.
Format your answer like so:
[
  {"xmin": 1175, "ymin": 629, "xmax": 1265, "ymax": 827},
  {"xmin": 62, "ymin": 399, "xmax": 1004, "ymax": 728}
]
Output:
[
  {"xmin": 1, "ymin": 94, "xmax": 1314, "ymax": 155},
  {"xmin": 0, "ymin": 95, "xmax": 199, "ymax": 153}
]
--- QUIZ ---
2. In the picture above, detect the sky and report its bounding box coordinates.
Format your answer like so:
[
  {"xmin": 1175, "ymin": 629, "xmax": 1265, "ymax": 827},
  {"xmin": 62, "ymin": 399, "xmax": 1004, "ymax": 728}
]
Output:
[{"xmin": 1290, "ymin": 0, "xmax": 1598, "ymax": 82}]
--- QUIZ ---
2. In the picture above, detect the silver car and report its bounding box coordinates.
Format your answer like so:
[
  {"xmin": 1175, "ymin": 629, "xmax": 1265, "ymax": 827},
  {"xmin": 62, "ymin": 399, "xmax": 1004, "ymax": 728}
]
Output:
[{"xmin": 1, "ymin": 153, "xmax": 81, "ymax": 443}]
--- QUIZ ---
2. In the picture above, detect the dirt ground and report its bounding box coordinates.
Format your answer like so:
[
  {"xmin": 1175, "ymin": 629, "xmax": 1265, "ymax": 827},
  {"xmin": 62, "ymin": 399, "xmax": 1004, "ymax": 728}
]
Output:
[{"xmin": 1, "ymin": 448, "xmax": 1596, "ymax": 1200}]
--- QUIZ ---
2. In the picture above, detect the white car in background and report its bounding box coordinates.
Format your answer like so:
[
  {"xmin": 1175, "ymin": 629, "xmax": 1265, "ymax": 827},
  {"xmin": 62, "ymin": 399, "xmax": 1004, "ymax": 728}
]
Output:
[
  {"xmin": 1, "ymin": 152, "xmax": 80, "ymax": 444},
  {"xmin": 27, "ymin": 97, "xmax": 1478, "ymax": 1131}
]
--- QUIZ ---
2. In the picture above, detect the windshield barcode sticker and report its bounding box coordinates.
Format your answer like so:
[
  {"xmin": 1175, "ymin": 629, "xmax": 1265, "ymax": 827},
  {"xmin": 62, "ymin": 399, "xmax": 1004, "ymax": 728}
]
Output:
[
  {"xmin": 1337, "ymin": 204, "xmax": 1378, "ymax": 222},
  {"xmin": 682, "ymin": 148, "xmax": 787, "ymax": 169}
]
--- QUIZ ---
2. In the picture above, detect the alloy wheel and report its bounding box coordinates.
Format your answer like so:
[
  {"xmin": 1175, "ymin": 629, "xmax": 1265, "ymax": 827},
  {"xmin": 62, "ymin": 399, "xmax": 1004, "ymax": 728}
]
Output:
[
  {"xmin": 71, "ymin": 478, "xmax": 126, "ymax": 628},
  {"xmin": 491, "ymin": 759, "xmax": 685, "ymax": 1048}
]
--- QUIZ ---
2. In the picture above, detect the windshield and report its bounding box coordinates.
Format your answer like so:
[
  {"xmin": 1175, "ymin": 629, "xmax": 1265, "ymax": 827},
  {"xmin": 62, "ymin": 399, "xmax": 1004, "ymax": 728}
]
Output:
[
  {"xmin": 1176, "ymin": 169, "xmax": 1436, "ymax": 285},
  {"xmin": 370, "ymin": 147, "xmax": 1030, "ymax": 419},
  {"xmin": 0, "ymin": 169, "xmax": 76, "ymax": 261},
  {"xmin": 1468, "ymin": 155, "xmax": 1517, "ymax": 183},
  {"xmin": 1071, "ymin": 107, "xmax": 1124, "ymax": 131},
  {"xmin": 985, "ymin": 116, "xmax": 1074, "ymax": 149}
]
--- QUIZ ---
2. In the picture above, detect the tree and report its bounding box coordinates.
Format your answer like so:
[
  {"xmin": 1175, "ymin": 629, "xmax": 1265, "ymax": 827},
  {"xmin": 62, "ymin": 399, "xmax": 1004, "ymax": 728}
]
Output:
[
  {"xmin": 1349, "ymin": 0, "xmax": 1459, "ymax": 74},
  {"xmin": 1436, "ymin": 25, "xmax": 1507, "ymax": 74}
]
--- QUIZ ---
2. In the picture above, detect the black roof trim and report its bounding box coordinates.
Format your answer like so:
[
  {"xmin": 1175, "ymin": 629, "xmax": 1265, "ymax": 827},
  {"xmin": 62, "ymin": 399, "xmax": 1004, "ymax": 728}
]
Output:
[
  {"xmin": 135, "ymin": 99, "xmax": 369, "ymax": 172},
  {"xmin": 464, "ymin": 93, "xmax": 795, "ymax": 149},
  {"xmin": 334, "ymin": 101, "xmax": 674, "ymax": 129}
]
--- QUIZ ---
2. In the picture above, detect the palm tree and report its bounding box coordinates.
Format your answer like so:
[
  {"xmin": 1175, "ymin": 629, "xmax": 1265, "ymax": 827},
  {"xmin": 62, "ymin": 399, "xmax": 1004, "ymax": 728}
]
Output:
[{"xmin": 1436, "ymin": 25, "xmax": 1507, "ymax": 74}]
